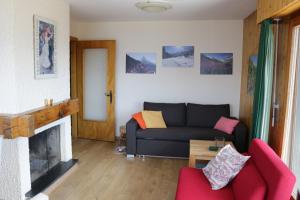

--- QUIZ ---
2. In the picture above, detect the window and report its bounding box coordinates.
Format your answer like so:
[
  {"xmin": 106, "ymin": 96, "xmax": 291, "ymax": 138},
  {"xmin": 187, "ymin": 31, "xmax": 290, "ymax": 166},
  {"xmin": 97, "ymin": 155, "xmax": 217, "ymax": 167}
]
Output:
[{"xmin": 282, "ymin": 22, "xmax": 300, "ymax": 198}]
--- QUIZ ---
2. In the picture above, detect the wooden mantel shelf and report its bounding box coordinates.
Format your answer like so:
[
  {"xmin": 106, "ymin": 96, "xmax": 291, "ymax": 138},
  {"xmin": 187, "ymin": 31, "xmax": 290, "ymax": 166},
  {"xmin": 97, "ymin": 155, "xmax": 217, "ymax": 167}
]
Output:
[{"xmin": 0, "ymin": 99, "xmax": 79, "ymax": 139}]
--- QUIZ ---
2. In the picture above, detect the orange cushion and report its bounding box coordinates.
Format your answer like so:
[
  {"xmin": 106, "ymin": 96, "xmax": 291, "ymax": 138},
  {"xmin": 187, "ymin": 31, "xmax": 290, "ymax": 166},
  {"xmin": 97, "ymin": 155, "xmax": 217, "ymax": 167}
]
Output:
[{"xmin": 132, "ymin": 112, "xmax": 146, "ymax": 129}]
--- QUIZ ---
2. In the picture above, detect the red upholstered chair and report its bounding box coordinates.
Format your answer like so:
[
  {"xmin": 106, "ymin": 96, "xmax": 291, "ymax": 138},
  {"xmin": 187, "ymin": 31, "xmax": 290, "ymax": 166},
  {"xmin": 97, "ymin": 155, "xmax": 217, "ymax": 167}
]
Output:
[{"xmin": 175, "ymin": 139, "xmax": 296, "ymax": 200}]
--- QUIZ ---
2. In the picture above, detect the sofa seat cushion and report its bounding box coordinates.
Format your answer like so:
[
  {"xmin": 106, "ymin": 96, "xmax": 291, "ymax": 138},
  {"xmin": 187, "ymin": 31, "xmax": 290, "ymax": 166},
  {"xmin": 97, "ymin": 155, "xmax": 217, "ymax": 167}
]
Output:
[
  {"xmin": 136, "ymin": 127, "xmax": 234, "ymax": 142},
  {"xmin": 144, "ymin": 102, "xmax": 186, "ymax": 126},
  {"xmin": 187, "ymin": 103, "xmax": 230, "ymax": 128},
  {"xmin": 176, "ymin": 167, "xmax": 234, "ymax": 200}
]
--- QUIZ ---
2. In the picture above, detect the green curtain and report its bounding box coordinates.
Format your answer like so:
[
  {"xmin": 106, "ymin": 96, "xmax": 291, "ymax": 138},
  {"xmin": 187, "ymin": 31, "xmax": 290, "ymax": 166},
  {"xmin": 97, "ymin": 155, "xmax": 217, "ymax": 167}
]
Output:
[{"xmin": 251, "ymin": 19, "xmax": 275, "ymax": 142}]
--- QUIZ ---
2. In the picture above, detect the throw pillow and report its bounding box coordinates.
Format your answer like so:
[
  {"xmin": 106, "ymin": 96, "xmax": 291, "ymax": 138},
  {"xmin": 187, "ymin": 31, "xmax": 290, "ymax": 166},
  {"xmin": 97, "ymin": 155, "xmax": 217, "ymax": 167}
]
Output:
[
  {"xmin": 132, "ymin": 112, "xmax": 146, "ymax": 129},
  {"xmin": 203, "ymin": 144, "xmax": 250, "ymax": 190},
  {"xmin": 214, "ymin": 116, "xmax": 239, "ymax": 134},
  {"xmin": 142, "ymin": 111, "xmax": 167, "ymax": 128}
]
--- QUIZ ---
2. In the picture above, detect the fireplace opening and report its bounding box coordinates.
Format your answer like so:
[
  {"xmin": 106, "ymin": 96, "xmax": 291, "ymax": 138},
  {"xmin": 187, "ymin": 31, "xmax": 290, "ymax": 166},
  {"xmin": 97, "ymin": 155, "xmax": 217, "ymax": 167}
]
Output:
[
  {"xmin": 26, "ymin": 125, "xmax": 78, "ymax": 198},
  {"xmin": 29, "ymin": 125, "xmax": 61, "ymax": 183}
]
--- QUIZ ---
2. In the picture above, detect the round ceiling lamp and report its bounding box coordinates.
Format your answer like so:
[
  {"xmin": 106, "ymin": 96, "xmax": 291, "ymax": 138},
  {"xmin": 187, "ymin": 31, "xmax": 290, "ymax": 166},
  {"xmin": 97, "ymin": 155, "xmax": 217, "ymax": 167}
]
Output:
[{"xmin": 135, "ymin": 1, "xmax": 172, "ymax": 13}]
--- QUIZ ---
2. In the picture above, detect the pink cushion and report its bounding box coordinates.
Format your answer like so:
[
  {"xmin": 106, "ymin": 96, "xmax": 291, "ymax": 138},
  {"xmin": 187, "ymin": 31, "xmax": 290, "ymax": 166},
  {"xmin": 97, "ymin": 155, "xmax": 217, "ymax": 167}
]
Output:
[
  {"xmin": 232, "ymin": 158, "xmax": 267, "ymax": 200},
  {"xmin": 214, "ymin": 117, "xmax": 239, "ymax": 134},
  {"xmin": 175, "ymin": 167, "xmax": 234, "ymax": 200},
  {"xmin": 248, "ymin": 139, "xmax": 296, "ymax": 200}
]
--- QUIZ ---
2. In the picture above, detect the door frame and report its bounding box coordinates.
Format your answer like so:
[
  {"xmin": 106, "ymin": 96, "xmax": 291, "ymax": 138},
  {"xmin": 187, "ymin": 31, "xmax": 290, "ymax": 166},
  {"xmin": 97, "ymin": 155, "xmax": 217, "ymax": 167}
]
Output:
[{"xmin": 70, "ymin": 36, "xmax": 78, "ymax": 138}]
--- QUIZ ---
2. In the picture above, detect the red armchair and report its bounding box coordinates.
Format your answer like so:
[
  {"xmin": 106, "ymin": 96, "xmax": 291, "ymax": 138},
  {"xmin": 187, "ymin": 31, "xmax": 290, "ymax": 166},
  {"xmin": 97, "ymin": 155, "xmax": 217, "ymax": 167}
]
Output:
[{"xmin": 175, "ymin": 139, "xmax": 296, "ymax": 200}]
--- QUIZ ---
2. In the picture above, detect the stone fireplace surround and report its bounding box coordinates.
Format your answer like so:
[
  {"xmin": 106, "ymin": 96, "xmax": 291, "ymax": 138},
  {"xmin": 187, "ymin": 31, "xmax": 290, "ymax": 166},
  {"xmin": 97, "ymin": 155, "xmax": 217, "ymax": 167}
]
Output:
[{"xmin": 0, "ymin": 116, "xmax": 73, "ymax": 200}]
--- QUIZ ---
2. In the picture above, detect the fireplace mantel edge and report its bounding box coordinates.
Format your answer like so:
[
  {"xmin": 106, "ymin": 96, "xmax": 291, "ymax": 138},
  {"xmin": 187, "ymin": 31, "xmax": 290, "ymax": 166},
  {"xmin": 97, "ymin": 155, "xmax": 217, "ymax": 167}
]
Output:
[{"xmin": 0, "ymin": 99, "xmax": 79, "ymax": 139}]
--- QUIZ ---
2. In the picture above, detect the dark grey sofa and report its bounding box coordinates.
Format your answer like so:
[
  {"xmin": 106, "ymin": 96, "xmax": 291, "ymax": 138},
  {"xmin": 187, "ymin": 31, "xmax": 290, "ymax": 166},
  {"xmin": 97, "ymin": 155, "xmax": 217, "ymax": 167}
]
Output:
[{"xmin": 126, "ymin": 102, "xmax": 248, "ymax": 158}]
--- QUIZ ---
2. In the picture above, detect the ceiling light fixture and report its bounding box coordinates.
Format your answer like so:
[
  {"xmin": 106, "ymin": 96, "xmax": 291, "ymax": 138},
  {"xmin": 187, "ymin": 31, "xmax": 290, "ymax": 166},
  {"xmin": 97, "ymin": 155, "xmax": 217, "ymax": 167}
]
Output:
[{"xmin": 135, "ymin": 1, "xmax": 172, "ymax": 13}]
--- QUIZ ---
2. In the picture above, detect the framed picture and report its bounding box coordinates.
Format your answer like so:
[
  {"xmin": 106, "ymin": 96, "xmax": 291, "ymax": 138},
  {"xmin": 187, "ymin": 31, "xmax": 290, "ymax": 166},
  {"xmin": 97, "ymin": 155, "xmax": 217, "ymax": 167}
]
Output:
[
  {"xmin": 126, "ymin": 53, "xmax": 156, "ymax": 74},
  {"xmin": 200, "ymin": 53, "xmax": 233, "ymax": 75},
  {"xmin": 34, "ymin": 15, "xmax": 57, "ymax": 79},
  {"xmin": 162, "ymin": 46, "xmax": 194, "ymax": 67},
  {"xmin": 247, "ymin": 55, "xmax": 258, "ymax": 95}
]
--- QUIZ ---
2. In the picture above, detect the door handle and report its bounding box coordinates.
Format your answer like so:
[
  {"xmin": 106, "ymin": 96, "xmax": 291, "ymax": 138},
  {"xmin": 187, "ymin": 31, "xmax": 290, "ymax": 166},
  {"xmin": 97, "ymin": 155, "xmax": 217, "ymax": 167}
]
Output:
[{"xmin": 105, "ymin": 90, "xmax": 113, "ymax": 104}]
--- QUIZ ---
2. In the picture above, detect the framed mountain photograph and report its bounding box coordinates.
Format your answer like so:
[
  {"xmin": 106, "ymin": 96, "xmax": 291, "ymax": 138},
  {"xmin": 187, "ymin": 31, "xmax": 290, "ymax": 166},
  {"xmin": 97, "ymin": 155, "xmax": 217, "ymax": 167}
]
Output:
[
  {"xmin": 200, "ymin": 53, "xmax": 233, "ymax": 75},
  {"xmin": 162, "ymin": 46, "xmax": 194, "ymax": 67},
  {"xmin": 126, "ymin": 53, "xmax": 156, "ymax": 74}
]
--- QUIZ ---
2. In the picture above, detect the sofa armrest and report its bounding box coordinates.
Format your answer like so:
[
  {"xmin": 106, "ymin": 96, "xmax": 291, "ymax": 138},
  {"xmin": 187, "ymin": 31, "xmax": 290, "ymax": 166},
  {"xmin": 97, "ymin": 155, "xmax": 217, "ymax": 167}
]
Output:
[
  {"xmin": 232, "ymin": 121, "xmax": 248, "ymax": 153},
  {"xmin": 126, "ymin": 118, "xmax": 139, "ymax": 155}
]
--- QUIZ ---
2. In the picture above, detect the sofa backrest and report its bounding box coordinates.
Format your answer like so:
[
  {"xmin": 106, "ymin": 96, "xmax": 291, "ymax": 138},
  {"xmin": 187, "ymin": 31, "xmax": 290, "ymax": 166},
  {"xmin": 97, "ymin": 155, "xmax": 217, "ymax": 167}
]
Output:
[
  {"xmin": 144, "ymin": 102, "xmax": 186, "ymax": 126},
  {"xmin": 186, "ymin": 103, "xmax": 230, "ymax": 128},
  {"xmin": 248, "ymin": 139, "xmax": 296, "ymax": 200}
]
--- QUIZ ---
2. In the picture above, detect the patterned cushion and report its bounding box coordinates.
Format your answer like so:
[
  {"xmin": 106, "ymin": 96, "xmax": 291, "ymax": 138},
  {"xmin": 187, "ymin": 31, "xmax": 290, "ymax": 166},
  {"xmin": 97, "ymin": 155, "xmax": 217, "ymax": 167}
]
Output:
[{"xmin": 203, "ymin": 144, "xmax": 250, "ymax": 190}]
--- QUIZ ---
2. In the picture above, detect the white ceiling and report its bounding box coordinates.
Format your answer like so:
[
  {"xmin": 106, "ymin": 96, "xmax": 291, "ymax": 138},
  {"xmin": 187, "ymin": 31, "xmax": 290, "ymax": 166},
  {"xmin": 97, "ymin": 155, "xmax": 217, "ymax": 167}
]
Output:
[{"xmin": 66, "ymin": 0, "xmax": 256, "ymax": 22}]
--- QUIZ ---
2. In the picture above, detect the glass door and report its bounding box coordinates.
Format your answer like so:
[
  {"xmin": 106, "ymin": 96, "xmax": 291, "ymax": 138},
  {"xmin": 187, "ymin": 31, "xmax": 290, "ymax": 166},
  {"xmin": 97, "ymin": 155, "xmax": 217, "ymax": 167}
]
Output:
[{"xmin": 77, "ymin": 40, "xmax": 116, "ymax": 141}]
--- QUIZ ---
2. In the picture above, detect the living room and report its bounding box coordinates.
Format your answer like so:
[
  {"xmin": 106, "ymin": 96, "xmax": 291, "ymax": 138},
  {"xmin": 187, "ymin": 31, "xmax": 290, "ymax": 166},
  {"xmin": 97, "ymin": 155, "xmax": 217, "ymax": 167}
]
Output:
[{"xmin": 0, "ymin": 0, "xmax": 299, "ymax": 200}]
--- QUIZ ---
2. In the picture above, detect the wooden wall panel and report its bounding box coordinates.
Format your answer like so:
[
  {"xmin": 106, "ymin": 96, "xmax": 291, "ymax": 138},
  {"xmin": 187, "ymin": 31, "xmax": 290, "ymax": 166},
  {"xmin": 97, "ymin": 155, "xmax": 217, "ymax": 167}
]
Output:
[
  {"xmin": 239, "ymin": 12, "xmax": 260, "ymax": 131},
  {"xmin": 257, "ymin": 0, "xmax": 300, "ymax": 23}
]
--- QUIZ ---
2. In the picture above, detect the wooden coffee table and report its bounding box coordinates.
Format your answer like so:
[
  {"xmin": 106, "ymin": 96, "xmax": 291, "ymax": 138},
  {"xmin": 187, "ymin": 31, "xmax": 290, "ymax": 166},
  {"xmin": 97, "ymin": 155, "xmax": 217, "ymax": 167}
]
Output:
[{"xmin": 189, "ymin": 140, "xmax": 234, "ymax": 168}]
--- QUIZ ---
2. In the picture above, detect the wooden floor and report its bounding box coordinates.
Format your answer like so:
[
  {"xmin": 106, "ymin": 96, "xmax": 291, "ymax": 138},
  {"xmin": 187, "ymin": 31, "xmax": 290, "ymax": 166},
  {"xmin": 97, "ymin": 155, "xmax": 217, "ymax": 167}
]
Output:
[{"xmin": 49, "ymin": 139, "xmax": 187, "ymax": 200}]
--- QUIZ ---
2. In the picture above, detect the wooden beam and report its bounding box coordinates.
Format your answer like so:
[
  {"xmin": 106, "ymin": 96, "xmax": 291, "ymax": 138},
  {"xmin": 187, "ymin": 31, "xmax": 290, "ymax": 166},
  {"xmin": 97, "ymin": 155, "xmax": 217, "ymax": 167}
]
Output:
[
  {"xmin": 257, "ymin": 0, "xmax": 300, "ymax": 23},
  {"xmin": 0, "ymin": 99, "xmax": 79, "ymax": 139}
]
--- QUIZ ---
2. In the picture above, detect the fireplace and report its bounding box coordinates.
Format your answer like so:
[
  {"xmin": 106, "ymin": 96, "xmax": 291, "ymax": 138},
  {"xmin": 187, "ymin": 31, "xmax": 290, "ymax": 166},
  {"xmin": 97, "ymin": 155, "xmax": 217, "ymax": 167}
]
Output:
[
  {"xmin": 29, "ymin": 125, "xmax": 61, "ymax": 183},
  {"xmin": 24, "ymin": 117, "xmax": 78, "ymax": 198},
  {"xmin": 0, "ymin": 100, "xmax": 79, "ymax": 200}
]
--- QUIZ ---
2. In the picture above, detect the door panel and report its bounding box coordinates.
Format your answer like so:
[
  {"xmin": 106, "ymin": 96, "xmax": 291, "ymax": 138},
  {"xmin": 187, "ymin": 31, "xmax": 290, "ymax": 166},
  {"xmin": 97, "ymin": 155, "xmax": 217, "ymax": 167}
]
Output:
[
  {"xmin": 83, "ymin": 48, "xmax": 108, "ymax": 121},
  {"xmin": 77, "ymin": 40, "xmax": 115, "ymax": 141}
]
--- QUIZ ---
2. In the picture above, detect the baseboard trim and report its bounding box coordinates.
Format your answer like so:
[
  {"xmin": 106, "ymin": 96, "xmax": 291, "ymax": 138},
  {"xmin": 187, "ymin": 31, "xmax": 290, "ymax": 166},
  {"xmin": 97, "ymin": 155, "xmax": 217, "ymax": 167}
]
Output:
[{"xmin": 137, "ymin": 154, "xmax": 188, "ymax": 160}]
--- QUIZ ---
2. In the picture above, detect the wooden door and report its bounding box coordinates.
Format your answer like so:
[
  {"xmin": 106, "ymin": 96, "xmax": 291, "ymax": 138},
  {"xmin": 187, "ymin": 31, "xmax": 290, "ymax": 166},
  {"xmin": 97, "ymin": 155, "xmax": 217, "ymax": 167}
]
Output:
[{"xmin": 77, "ymin": 40, "xmax": 116, "ymax": 141}]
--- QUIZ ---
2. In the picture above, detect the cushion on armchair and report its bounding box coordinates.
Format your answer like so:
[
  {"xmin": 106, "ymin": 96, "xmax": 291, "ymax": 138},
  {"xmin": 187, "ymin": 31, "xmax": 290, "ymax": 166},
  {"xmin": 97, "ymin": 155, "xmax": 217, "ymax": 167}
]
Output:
[{"xmin": 203, "ymin": 144, "xmax": 250, "ymax": 190}]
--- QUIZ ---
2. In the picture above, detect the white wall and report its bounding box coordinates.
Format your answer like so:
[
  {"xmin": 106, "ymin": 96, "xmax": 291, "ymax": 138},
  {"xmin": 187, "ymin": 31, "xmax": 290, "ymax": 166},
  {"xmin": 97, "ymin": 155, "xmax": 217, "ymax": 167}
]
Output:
[
  {"xmin": 72, "ymin": 20, "xmax": 243, "ymax": 135},
  {"xmin": 0, "ymin": 0, "xmax": 70, "ymax": 200},
  {"xmin": 0, "ymin": 0, "xmax": 17, "ymax": 113},
  {"xmin": 14, "ymin": 0, "xmax": 70, "ymax": 112}
]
